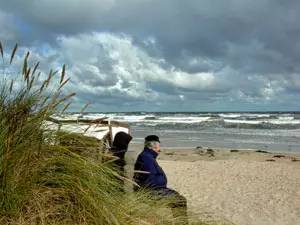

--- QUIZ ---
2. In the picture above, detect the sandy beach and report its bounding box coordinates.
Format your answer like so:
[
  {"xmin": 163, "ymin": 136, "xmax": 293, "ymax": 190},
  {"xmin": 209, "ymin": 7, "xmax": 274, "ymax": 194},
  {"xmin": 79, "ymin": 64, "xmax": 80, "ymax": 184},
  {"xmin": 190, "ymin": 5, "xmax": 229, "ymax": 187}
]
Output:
[{"xmin": 125, "ymin": 143, "xmax": 300, "ymax": 225}]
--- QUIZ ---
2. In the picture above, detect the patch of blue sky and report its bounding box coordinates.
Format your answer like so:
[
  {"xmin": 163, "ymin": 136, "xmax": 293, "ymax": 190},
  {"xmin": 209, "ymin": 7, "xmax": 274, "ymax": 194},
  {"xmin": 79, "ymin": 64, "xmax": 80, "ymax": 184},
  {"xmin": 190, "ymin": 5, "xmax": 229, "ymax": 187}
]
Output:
[
  {"xmin": 13, "ymin": 16, "xmax": 32, "ymax": 31},
  {"xmin": 39, "ymin": 44, "xmax": 52, "ymax": 54}
]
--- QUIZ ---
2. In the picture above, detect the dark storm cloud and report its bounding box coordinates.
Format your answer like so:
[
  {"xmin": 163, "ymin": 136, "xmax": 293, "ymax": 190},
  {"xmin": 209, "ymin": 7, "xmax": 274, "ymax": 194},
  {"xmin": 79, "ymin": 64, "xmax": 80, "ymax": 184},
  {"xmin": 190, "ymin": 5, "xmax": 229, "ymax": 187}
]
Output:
[
  {"xmin": 2, "ymin": 0, "xmax": 300, "ymax": 74},
  {"xmin": 1, "ymin": 0, "xmax": 300, "ymax": 111}
]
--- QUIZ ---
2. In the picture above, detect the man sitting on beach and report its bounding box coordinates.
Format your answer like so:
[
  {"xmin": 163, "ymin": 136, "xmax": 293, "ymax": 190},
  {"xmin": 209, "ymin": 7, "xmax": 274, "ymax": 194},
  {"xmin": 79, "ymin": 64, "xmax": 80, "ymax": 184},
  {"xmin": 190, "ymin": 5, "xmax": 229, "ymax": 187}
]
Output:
[{"xmin": 133, "ymin": 135, "xmax": 188, "ymax": 223}]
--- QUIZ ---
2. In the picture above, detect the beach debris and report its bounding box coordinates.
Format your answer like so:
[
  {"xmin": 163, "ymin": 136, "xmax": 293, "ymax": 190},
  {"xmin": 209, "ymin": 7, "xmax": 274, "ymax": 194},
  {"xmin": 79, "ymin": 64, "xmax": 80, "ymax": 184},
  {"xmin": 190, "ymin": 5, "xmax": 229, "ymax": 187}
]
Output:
[
  {"xmin": 196, "ymin": 146, "xmax": 203, "ymax": 149},
  {"xmin": 165, "ymin": 152, "xmax": 174, "ymax": 156},
  {"xmin": 194, "ymin": 147, "xmax": 215, "ymax": 157},
  {"xmin": 206, "ymin": 148, "xmax": 214, "ymax": 153},
  {"xmin": 273, "ymin": 155, "xmax": 286, "ymax": 158},
  {"xmin": 255, "ymin": 150, "xmax": 269, "ymax": 153},
  {"xmin": 194, "ymin": 149, "xmax": 204, "ymax": 155},
  {"xmin": 291, "ymin": 158, "xmax": 300, "ymax": 162},
  {"xmin": 230, "ymin": 149, "xmax": 239, "ymax": 152},
  {"xmin": 206, "ymin": 148, "xmax": 215, "ymax": 157},
  {"xmin": 265, "ymin": 159, "xmax": 276, "ymax": 162}
]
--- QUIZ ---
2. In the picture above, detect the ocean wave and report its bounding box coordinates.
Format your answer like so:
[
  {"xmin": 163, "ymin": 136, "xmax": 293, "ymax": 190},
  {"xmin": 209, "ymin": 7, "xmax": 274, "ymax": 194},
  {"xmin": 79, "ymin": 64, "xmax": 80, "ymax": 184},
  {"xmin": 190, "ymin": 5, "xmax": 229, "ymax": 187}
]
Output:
[
  {"xmin": 223, "ymin": 122, "xmax": 300, "ymax": 129},
  {"xmin": 132, "ymin": 119, "xmax": 300, "ymax": 130},
  {"xmin": 144, "ymin": 116, "xmax": 157, "ymax": 120},
  {"xmin": 53, "ymin": 112, "xmax": 300, "ymax": 130}
]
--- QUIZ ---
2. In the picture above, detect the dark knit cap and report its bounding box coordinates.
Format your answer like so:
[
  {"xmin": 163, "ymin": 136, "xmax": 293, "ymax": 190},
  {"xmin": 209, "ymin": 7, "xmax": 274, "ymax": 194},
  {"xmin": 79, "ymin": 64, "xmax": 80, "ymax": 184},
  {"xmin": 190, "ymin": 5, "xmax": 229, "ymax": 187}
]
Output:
[{"xmin": 144, "ymin": 135, "xmax": 160, "ymax": 143}]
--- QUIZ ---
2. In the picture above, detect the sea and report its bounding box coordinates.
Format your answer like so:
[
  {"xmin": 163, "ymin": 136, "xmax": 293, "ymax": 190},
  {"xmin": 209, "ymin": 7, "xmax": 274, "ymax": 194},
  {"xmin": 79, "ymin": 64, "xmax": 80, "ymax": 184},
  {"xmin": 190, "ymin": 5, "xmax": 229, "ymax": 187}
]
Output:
[{"xmin": 54, "ymin": 112, "xmax": 300, "ymax": 153}]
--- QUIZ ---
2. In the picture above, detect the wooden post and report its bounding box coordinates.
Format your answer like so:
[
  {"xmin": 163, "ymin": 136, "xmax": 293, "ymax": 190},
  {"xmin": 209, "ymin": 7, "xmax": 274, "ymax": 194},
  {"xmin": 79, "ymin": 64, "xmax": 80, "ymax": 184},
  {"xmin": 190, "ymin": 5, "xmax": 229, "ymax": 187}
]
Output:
[{"xmin": 108, "ymin": 119, "xmax": 113, "ymax": 148}]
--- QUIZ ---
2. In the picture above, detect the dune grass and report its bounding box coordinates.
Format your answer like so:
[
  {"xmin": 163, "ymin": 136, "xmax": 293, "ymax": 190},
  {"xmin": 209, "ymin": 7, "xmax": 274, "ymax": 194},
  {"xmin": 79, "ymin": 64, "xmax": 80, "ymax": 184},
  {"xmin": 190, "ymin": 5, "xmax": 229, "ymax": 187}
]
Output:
[{"xmin": 0, "ymin": 42, "xmax": 210, "ymax": 225}]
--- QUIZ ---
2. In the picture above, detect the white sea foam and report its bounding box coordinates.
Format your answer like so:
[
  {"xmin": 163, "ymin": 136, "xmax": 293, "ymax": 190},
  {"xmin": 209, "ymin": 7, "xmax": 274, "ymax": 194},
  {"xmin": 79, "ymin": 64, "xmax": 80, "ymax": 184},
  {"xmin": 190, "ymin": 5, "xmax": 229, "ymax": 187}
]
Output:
[
  {"xmin": 218, "ymin": 113, "xmax": 242, "ymax": 118},
  {"xmin": 157, "ymin": 116, "xmax": 211, "ymax": 124},
  {"xmin": 278, "ymin": 116, "xmax": 294, "ymax": 120},
  {"xmin": 267, "ymin": 119, "xmax": 300, "ymax": 124},
  {"xmin": 223, "ymin": 119, "xmax": 260, "ymax": 124},
  {"xmin": 240, "ymin": 113, "xmax": 273, "ymax": 118}
]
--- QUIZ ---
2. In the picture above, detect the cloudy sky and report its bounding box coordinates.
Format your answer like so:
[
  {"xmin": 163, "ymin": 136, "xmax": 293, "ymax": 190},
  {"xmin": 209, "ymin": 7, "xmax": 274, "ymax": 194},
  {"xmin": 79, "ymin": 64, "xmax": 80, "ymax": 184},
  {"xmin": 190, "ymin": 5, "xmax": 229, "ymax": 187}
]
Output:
[{"xmin": 1, "ymin": 0, "xmax": 300, "ymax": 112}]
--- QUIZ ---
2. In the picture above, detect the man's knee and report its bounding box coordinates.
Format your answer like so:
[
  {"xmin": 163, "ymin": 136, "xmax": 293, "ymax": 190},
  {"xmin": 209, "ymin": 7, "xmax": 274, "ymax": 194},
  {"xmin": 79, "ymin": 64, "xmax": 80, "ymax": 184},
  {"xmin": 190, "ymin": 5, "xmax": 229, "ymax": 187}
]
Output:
[
  {"xmin": 160, "ymin": 189, "xmax": 187, "ymax": 208},
  {"xmin": 158, "ymin": 188, "xmax": 180, "ymax": 196}
]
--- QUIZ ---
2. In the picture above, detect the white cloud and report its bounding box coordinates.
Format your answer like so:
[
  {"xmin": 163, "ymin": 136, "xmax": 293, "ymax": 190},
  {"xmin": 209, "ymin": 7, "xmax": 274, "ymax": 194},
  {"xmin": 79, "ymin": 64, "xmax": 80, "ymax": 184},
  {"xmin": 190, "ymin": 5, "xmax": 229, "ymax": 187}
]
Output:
[
  {"xmin": 55, "ymin": 32, "xmax": 217, "ymax": 95},
  {"xmin": 178, "ymin": 95, "xmax": 185, "ymax": 100},
  {"xmin": 260, "ymin": 88, "xmax": 274, "ymax": 100},
  {"xmin": 1, "ymin": 31, "xmax": 297, "ymax": 111}
]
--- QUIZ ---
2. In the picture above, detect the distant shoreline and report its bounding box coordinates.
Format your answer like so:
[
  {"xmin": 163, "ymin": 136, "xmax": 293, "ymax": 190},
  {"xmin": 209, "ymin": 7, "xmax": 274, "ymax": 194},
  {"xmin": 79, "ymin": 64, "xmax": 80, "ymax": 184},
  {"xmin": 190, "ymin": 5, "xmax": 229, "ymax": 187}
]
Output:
[{"xmin": 129, "ymin": 142, "xmax": 300, "ymax": 157}]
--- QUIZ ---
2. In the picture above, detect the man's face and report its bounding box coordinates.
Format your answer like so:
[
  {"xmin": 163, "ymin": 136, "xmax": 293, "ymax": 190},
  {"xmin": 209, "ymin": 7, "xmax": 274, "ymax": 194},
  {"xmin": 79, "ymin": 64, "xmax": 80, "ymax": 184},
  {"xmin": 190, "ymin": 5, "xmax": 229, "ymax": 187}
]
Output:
[{"xmin": 153, "ymin": 142, "xmax": 160, "ymax": 152}]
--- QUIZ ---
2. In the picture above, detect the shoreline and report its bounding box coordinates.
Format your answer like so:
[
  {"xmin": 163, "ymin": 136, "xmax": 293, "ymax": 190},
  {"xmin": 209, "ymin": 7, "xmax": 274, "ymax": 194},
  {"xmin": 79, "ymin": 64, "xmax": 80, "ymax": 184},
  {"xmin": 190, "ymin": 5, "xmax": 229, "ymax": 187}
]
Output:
[{"xmin": 130, "ymin": 141, "xmax": 300, "ymax": 155}]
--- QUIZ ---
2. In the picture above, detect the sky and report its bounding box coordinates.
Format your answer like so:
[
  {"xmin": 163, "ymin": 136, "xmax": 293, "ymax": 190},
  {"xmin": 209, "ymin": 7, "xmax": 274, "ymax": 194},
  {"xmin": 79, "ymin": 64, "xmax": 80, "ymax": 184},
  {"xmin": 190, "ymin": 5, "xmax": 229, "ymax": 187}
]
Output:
[{"xmin": 0, "ymin": 0, "xmax": 300, "ymax": 112}]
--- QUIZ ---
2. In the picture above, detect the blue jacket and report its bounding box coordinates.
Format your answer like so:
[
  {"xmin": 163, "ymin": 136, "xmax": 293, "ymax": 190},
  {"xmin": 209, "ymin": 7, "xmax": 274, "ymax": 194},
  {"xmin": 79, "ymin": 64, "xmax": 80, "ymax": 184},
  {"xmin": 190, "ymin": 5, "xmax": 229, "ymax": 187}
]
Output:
[{"xmin": 133, "ymin": 148, "xmax": 167, "ymax": 190}]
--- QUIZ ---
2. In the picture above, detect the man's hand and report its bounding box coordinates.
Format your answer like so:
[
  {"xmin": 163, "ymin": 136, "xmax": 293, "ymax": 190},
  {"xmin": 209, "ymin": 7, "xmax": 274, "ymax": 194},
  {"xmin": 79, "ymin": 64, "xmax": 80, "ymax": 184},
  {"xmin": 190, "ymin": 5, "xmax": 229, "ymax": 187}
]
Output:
[{"xmin": 133, "ymin": 170, "xmax": 150, "ymax": 174}]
